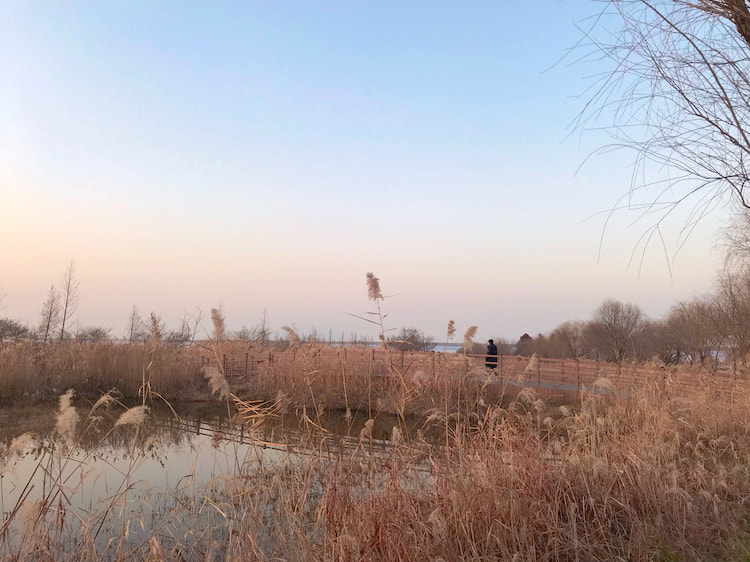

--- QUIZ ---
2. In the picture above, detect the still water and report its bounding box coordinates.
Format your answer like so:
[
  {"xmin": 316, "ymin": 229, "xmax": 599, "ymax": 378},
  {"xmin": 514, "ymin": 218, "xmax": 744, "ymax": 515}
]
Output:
[{"xmin": 0, "ymin": 401, "xmax": 409, "ymax": 558}]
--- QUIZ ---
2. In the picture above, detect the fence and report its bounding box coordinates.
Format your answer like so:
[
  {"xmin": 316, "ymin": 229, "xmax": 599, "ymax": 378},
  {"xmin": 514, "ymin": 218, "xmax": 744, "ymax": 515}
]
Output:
[{"xmin": 201, "ymin": 346, "xmax": 749, "ymax": 399}]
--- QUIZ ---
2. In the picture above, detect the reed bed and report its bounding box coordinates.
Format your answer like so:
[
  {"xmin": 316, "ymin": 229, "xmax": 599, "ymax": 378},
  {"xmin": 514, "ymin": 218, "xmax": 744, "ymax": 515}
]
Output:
[
  {"xmin": 0, "ymin": 340, "xmax": 503, "ymax": 424},
  {"xmin": 4, "ymin": 342, "xmax": 750, "ymax": 559},
  {"xmin": 241, "ymin": 344, "xmax": 504, "ymax": 428},
  {"xmin": 241, "ymin": 378, "xmax": 750, "ymax": 561},
  {"xmin": 0, "ymin": 341, "xmax": 204, "ymax": 403},
  {"xmin": 2, "ymin": 376, "xmax": 750, "ymax": 560},
  {"xmin": 310, "ymin": 381, "xmax": 750, "ymax": 561}
]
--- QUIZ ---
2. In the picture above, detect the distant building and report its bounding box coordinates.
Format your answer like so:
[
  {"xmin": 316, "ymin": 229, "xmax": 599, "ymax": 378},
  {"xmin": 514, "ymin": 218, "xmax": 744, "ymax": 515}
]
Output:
[{"xmin": 515, "ymin": 333, "xmax": 533, "ymax": 356}]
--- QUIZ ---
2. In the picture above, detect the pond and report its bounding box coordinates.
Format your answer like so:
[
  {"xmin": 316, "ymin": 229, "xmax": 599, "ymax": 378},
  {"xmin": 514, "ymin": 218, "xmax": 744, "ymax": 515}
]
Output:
[{"xmin": 0, "ymin": 398, "xmax": 418, "ymax": 560}]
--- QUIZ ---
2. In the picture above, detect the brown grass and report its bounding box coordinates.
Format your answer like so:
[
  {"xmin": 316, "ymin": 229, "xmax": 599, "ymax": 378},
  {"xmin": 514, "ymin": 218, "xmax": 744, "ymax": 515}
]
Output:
[
  {"xmin": 308, "ymin": 381, "xmax": 750, "ymax": 561},
  {"xmin": 0, "ymin": 340, "xmax": 204, "ymax": 403},
  {"xmin": 1, "ymin": 375, "xmax": 750, "ymax": 559},
  {"xmin": 237, "ymin": 345, "xmax": 501, "ymax": 428}
]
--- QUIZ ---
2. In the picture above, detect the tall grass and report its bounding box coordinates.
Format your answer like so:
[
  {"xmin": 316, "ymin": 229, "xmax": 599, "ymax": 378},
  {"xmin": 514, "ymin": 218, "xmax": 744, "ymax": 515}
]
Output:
[
  {"xmin": 244, "ymin": 345, "xmax": 502, "ymax": 427},
  {"xmin": 0, "ymin": 340, "xmax": 204, "ymax": 404},
  {"xmin": 2, "ymin": 376, "xmax": 750, "ymax": 559},
  {"xmin": 299, "ymin": 380, "xmax": 750, "ymax": 560}
]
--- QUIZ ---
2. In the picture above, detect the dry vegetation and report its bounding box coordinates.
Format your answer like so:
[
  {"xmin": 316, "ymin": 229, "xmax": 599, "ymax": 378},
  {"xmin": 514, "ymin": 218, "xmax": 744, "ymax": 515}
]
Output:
[
  {"xmin": 2, "ymin": 296, "xmax": 750, "ymax": 560},
  {"xmin": 0, "ymin": 340, "xmax": 205, "ymax": 404},
  {"xmin": 0, "ymin": 338, "xmax": 507, "ymax": 420},
  {"xmin": 1, "ymin": 344, "xmax": 750, "ymax": 559}
]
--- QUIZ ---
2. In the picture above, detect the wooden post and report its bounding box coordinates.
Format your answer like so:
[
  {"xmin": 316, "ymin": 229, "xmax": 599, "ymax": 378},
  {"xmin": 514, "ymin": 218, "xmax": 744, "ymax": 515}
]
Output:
[
  {"xmin": 245, "ymin": 352, "xmax": 249, "ymax": 376},
  {"xmin": 431, "ymin": 351, "xmax": 435, "ymax": 377},
  {"xmin": 576, "ymin": 359, "xmax": 580, "ymax": 395},
  {"xmin": 536, "ymin": 357, "xmax": 541, "ymax": 390},
  {"xmin": 223, "ymin": 354, "xmax": 227, "ymax": 374},
  {"xmin": 561, "ymin": 358, "xmax": 565, "ymax": 383}
]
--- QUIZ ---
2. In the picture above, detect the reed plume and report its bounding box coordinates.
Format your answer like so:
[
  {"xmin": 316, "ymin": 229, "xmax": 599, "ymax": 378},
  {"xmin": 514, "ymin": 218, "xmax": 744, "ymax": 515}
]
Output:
[
  {"xmin": 592, "ymin": 377, "xmax": 614, "ymax": 393},
  {"xmin": 359, "ymin": 418, "xmax": 375, "ymax": 440},
  {"xmin": 55, "ymin": 389, "xmax": 78, "ymax": 445},
  {"xmin": 114, "ymin": 405, "xmax": 150, "ymax": 427},
  {"xmin": 89, "ymin": 392, "xmax": 116, "ymax": 413},
  {"xmin": 366, "ymin": 272, "xmax": 383, "ymax": 301},
  {"xmin": 463, "ymin": 326, "xmax": 478, "ymax": 354},
  {"xmin": 9, "ymin": 433, "xmax": 37, "ymax": 455},
  {"xmin": 446, "ymin": 320, "xmax": 456, "ymax": 340},
  {"xmin": 148, "ymin": 312, "xmax": 162, "ymax": 343},
  {"xmin": 204, "ymin": 365, "xmax": 230, "ymax": 400},
  {"xmin": 522, "ymin": 353, "xmax": 538, "ymax": 380},
  {"xmin": 211, "ymin": 307, "xmax": 225, "ymax": 341},
  {"xmin": 281, "ymin": 325, "xmax": 301, "ymax": 348}
]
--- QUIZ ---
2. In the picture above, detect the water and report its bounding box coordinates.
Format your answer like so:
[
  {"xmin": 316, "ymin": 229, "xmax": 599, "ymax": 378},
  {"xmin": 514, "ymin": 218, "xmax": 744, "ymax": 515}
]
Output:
[{"xmin": 0, "ymin": 402, "xmax": 409, "ymax": 559}]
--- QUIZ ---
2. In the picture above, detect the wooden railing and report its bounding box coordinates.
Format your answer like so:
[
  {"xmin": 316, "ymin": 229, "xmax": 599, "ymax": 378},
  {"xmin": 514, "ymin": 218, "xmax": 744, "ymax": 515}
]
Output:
[{"xmin": 200, "ymin": 347, "xmax": 748, "ymax": 397}]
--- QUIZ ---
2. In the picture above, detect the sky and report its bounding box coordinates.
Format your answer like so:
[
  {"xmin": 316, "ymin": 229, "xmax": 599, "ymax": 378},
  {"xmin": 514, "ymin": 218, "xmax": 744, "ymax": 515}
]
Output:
[{"xmin": 0, "ymin": 1, "xmax": 731, "ymax": 343}]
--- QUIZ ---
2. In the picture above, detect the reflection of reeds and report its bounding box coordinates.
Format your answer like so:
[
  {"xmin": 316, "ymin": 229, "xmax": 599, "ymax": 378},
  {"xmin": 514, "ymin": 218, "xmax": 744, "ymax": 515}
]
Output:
[
  {"xmin": 0, "ymin": 391, "xmax": 176, "ymax": 559},
  {"xmin": 232, "ymin": 394, "xmax": 285, "ymax": 436},
  {"xmin": 2, "ymin": 379, "xmax": 750, "ymax": 559}
]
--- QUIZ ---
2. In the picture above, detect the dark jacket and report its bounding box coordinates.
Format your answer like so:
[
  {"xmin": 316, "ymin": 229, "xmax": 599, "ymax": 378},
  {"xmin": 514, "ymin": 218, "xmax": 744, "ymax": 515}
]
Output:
[{"xmin": 486, "ymin": 343, "xmax": 498, "ymax": 365}]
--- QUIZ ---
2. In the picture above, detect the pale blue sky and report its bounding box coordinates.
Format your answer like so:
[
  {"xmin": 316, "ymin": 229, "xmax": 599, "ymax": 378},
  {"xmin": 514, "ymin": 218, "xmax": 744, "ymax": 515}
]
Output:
[{"xmin": 0, "ymin": 1, "xmax": 728, "ymax": 342}]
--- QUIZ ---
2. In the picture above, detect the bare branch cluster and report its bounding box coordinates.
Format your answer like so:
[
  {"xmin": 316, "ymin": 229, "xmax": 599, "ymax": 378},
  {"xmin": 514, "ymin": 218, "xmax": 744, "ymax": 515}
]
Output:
[{"xmin": 578, "ymin": 0, "xmax": 750, "ymax": 253}]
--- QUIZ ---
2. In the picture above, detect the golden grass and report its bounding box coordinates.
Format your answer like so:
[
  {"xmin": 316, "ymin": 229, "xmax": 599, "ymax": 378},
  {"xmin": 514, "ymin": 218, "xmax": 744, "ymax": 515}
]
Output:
[
  {"xmin": 0, "ymin": 340, "xmax": 204, "ymax": 403},
  {"xmin": 1, "ymin": 379, "xmax": 750, "ymax": 560},
  {"xmin": 311, "ymin": 382, "xmax": 750, "ymax": 560}
]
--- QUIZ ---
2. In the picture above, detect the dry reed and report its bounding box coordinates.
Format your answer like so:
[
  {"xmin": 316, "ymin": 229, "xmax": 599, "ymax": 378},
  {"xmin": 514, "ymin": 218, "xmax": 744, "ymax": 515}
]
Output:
[
  {"xmin": 1, "ymin": 376, "xmax": 749, "ymax": 560},
  {"xmin": 0, "ymin": 341, "xmax": 204, "ymax": 404},
  {"xmin": 366, "ymin": 272, "xmax": 383, "ymax": 301},
  {"xmin": 462, "ymin": 325, "xmax": 477, "ymax": 354}
]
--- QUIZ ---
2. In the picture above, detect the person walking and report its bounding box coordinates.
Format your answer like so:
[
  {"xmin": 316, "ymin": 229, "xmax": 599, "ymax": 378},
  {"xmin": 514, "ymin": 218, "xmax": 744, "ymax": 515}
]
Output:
[{"xmin": 485, "ymin": 339, "xmax": 498, "ymax": 370}]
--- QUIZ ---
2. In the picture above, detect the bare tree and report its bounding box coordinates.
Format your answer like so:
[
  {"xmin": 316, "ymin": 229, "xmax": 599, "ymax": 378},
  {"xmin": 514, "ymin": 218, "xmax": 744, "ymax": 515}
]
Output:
[
  {"xmin": 233, "ymin": 308, "xmax": 272, "ymax": 344},
  {"xmin": 58, "ymin": 261, "xmax": 79, "ymax": 342},
  {"xmin": 639, "ymin": 319, "xmax": 678, "ymax": 364},
  {"xmin": 664, "ymin": 297, "xmax": 721, "ymax": 364},
  {"xmin": 579, "ymin": 1, "xmax": 750, "ymax": 255},
  {"xmin": 39, "ymin": 285, "xmax": 61, "ymax": 343},
  {"xmin": 590, "ymin": 299, "xmax": 646, "ymax": 362},
  {"xmin": 75, "ymin": 326, "xmax": 111, "ymax": 343},
  {"xmin": 0, "ymin": 318, "xmax": 29, "ymax": 342},
  {"xmin": 388, "ymin": 327, "xmax": 436, "ymax": 352},
  {"xmin": 126, "ymin": 305, "xmax": 147, "ymax": 343},
  {"xmin": 167, "ymin": 309, "xmax": 202, "ymax": 345},
  {"xmin": 549, "ymin": 321, "xmax": 587, "ymax": 358},
  {"xmin": 713, "ymin": 266, "xmax": 750, "ymax": 363}
]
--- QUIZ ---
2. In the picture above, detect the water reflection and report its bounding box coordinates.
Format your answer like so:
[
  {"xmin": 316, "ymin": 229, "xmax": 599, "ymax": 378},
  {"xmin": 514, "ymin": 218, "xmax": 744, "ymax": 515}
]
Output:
[{"xmin": 0, "ymin": 402, "xmax": 413, "ymax": 559}]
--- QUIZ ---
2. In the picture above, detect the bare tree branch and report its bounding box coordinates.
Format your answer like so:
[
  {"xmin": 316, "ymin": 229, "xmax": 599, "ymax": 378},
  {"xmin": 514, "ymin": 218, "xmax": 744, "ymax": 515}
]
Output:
[{"xmin": 578, "ymin": 0, "xmax": 750, "ymax": 259}]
